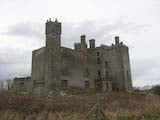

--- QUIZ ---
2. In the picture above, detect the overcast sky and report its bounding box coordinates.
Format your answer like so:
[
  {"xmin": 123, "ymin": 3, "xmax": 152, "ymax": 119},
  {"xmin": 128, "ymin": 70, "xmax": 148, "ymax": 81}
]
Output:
[{"xmin": 0, "ymin": 0, "xmax": 160, "ymax": 87}]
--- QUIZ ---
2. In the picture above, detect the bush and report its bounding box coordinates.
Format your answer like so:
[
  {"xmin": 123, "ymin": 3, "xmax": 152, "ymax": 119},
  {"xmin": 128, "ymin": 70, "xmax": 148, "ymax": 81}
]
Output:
[{"xmin": 152, "ymin": 86, "xmax": 160, "ymax": 96}]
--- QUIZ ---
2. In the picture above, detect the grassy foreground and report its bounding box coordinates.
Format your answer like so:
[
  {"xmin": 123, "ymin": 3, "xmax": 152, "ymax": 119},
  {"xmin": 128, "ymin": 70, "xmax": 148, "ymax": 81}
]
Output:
[{"xmin": 0, "ymin": 91, "xmax": 160, "ymax": 120}]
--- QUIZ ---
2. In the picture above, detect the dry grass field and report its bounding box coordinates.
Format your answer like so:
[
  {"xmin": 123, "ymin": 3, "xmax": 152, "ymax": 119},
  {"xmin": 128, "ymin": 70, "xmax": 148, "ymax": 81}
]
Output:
[{"xmin": 0, "ymin": 90, "xmax": 160, "ymax": 120}]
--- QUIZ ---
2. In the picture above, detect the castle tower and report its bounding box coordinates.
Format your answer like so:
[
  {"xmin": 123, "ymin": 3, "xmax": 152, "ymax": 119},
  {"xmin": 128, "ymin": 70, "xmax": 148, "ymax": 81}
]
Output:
[
  {"xmin": 113, "ymin": 36, "xmax": 132, "ymax": 91},
  {"xmin": 80, "ymin": 35, "xmax": 87, "ymax": 53},
  {"xmin": 45, "ymin": 18, "xmax": 61, "ymax": 49},
  {"xmin": 44, "ymin": 18, "xmax": 62, "ymax": 92}
]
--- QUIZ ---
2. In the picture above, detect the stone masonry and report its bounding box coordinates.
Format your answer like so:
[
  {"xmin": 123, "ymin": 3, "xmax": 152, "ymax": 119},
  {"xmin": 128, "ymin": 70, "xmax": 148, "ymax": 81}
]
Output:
[{"xmin": 14, "ymin": 19, "xmax": 133, "ymax": 94}]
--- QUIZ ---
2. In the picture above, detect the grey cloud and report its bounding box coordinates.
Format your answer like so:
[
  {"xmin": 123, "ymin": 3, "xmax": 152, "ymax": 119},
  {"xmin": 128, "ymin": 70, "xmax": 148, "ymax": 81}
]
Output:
[
  {"xmin": 2, "ymin": 19, "xmax": 147, "ymax": 47},
  {"xmin": 141, "ymin": 63, "xmax": 160, "ymax": 82},
  {"xmin": 3, "ymin": 22, "xmax": 44, "ymax": 39},
  {"xmin": 131, "ymin": 58, "xmax": 159, "ymax": 81},
  {"xmin": 62, "ymin": 19, "xmax": 147, "ymax": 48},
  {"xmin": 131, "ymin": 58, "xmax": 160, "ymax": 86},
  {"xmin": 0, "ymin": 49, "xmax": 31, "ymax": 80},
  {"xmin": 0, "ymin": 48, "xmax": 31, "ymax": 64},
  {"xmin": 0, "ymin": 63, "xmax": 31, "ymax": 80}
]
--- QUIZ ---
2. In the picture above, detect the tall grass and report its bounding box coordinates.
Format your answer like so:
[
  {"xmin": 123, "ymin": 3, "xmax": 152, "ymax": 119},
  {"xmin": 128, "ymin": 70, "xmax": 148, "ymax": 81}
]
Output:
[{"xmin": 0, "ymin": 90, "xmax": 160, "ymax": 120}]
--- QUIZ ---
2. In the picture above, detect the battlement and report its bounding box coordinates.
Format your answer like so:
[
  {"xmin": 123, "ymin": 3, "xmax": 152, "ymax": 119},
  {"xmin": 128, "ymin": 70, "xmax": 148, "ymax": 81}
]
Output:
[{"xmin": 45, "ymin": 18, "xmax": 61, "ymax": 35}]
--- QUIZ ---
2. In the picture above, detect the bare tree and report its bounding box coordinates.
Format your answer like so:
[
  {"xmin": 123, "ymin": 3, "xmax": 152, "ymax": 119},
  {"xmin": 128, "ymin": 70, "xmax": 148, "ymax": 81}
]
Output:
[
  {"xmin": 6, "ymin": 79, "xmax": 13, "ymax": 91},
  {"xmin": 0, "ymin": 80, "xmax": 4, "ymax": 90}
]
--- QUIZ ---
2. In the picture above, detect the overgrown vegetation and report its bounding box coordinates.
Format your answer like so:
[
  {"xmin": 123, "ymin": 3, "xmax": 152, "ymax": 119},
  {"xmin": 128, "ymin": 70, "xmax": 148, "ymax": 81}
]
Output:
[
  {"xmin": 0, "ymin": 90, "xmax": 160, "ymax": 120},
  {"xmin": 151, "ymin": 85, "xmax": 160, "ymax": 96}
]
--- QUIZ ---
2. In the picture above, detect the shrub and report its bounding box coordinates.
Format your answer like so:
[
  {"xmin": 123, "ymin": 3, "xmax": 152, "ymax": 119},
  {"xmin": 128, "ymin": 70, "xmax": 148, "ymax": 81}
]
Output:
[{"xmin": 152, "ymin": 86, "xmax": 160, "ymax": 96}]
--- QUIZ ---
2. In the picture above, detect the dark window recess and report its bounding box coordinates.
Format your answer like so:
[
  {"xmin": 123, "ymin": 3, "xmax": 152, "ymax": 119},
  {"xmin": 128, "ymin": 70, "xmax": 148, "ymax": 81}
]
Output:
[
  {"xmin": 62, "ymin": 80, "xmax": 67, "ymax": 90},
  {"xmin": 61, "ymin": 67, "xmax": 68, "ymax": 75},
  {"xmin": 97, "ymin": 84, "xmax": 100, "ymax": 91},
  {"xmin": 98, "ymin": 70, "xmax": 101, "ymax": 77},
  {"xmin": 84, "ymin": 81, "xmax": 89, "ymax": 89},
  {"xmin": 116, "ymin": 88, "xmax": 119, "ymax": 92},
  {"xmin": 96, "ymin": 83, "xmax": 102, "ymax": 91},
  {"xmin": 97, "ymin": 52, "xmax": 100, "ymax": 56},
  {"xmin": 97, "ymin": 58, "xmax": 100, "ymax": 64},
  {"xmin": 106, "ymin": 71, "xmax": 108, "ymax": 78},
  {"xmin": 51, "ymin": 65, "xmax": 53, "ymax": 70},
  {"xmin": 34, "ymin": 80, "xmax": 37, "ymax": 88},
  {"xmin": 106, "ymin": 82, "xmax": 109, "ymax": 91},
  {"xmin": 61, "ymin": 50, "xmax": 67, "ymax": 59},
  {"xmin": 20, "ymin": 83, "xmax": 26, "ymax": 92},
  {"xmin": 82, "ymin": 55, "xmax": 88, "ymax": 63},
  {"xmin": 33, "ymin": 80, "xmax": 35, "ymax": 88},
  {"xmin": 84, "ymin": 68, "xmax": 89, "ymax": 77},
  {"xmin": 105, "ymin": 61, "xmax": 108, "ymax": 68}
]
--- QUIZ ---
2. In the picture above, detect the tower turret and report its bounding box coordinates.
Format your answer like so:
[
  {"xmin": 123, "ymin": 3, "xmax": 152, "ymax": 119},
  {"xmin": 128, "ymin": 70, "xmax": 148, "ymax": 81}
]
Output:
[
  {"xmin": 45, "ymin": 18, "xmax": 61, "ymax": 48},
  {"xmin": 44, "ymin": 18, "xmax": 62, "ymax": 93}
]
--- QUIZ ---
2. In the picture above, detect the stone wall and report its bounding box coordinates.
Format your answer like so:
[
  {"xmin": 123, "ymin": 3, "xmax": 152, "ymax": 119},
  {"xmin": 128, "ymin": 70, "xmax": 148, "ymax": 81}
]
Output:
[
  {"xmin": 31, "ymin": 47, "xmax": 45, "ymax": 84},
  {"xmin": 14, "ymin": 77, "xmax": 31, "ymax": 93},
  {"xmin": 60, "ymin": 47, "xmax": 97, "ymax": 91},
  {"xmin": 121, "ymin": 45, "xmax": 133, "ymax": 91},
  {"xmin": 13, "ymin": 20, "xmax": 133, "ymax": 94}
]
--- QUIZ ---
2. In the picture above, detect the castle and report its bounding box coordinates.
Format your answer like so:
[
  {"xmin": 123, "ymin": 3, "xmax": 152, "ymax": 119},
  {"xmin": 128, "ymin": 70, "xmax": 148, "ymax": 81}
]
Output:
[{"xmin": 14, "ymin": 19, "xmax": 132, "ymax": 94}]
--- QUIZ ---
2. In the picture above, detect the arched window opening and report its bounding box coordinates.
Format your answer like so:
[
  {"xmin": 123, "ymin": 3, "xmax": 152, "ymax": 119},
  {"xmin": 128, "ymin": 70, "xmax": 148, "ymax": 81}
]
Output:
[{"xmin": 106, "ymin": 71, "xmax": 108, "ymax": 78}]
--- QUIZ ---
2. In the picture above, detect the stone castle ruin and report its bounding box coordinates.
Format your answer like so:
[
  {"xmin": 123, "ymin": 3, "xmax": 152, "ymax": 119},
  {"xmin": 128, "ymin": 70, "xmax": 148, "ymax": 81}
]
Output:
[{"xmin": 14, "ymin": 19, "xmax": 132, "ymax": 94}]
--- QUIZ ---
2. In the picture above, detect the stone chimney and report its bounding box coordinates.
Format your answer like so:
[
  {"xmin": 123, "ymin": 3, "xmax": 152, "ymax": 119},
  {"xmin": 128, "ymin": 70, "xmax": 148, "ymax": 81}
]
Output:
[
  {"xmin": 81, "ymin": 35, "xmax": 86, "ymax": 44},
  {"xmin": 80, "ymin": 35, "xmax": 87, "ymax": 53},
  {"xmin": 115, "ymin": 36, "xmax": 119, "ymax": 45},
  {"xmin": 89, "ymin": 39, "xmax": 95, "ymax": 49}
]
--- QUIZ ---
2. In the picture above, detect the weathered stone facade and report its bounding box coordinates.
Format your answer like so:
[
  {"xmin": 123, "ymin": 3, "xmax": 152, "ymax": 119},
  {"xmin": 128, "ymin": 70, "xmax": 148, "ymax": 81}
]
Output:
[
  {"xmin": 14, "ymin": 77, "xmax": 31, "ymax": 93},
  {"xmin": 14, "ymin": 19, "xmax": 132, "ymax": 94}
]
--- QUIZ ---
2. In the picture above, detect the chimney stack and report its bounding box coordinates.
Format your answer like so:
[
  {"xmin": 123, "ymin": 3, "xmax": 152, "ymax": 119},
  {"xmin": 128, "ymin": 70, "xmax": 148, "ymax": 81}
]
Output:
[
  {"xmin": 81, "ymin": 35, "xmax": 86, "ymax": 44},
  {"xmin": 80, "ymin": 35, "xmax": 87, "ymax": 53},
  {"xmin": 115, "ymin": 36, "xmax": 119, "ymax": 45},
  {"xmin": 89, "ymin": 39, "xmax": 95, "ymax": 49}
]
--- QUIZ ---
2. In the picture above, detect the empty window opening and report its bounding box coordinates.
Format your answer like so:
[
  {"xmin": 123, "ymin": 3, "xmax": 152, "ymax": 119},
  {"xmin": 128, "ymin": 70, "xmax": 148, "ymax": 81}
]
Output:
[
  {"xmin": 51, "ymin": 65, "xmax": 54, "ymax": 71},
  {"xmin": 106, "ymin": 83, "xmax": 109, "ymax": 91},
  {"xmin": 20, "ymin": 83, "xmax": 26, "ymax": 92},
  {"xmin": 84, "ymin": 68, "xmax": 89, "ymax": 77},
  {"xmin": 62, "ymin": 80, "xmax": 67, "ymax": 90},
  {"xmin": 98, "ymin": 70, "xmax": 101, "ymax": 77},
  {"xmin": 106, "ymin": 71, "xmax": 108, "ymax": 78},
  {"xmin": 116, "ymin": 88, "xmax": 119, "ymax": 92},
  {"xmin": 97, "ymin": 57, "xmax": 100, "ymax": 64},
  {"xmin": 82, "ymin": 55, "xmax": 88, "ymax": 63},
  {"xmin": 61, "ymin": 50, "xmax": 67, "ymax": 59},
  {"xmin": 105, "ymin": 61, "xmax": 108, "ymax": 68},
  {"xmin": 96, "ymin": 83, "xmax": 102, "ymax": 91},
  {"xmin": 97, "ymin": 84, "xmax": 101, "ymax": 91},
  {"xmin": 97, "ymin": 52, "xmax": 100, "ymax": 56},
  {"xmin": 61, "ymin": 66, "xmax": 68, "ymax": 75},
  {"xmin": 84, "ymin": 81, "xmax": 89, "ymax": 89}
]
